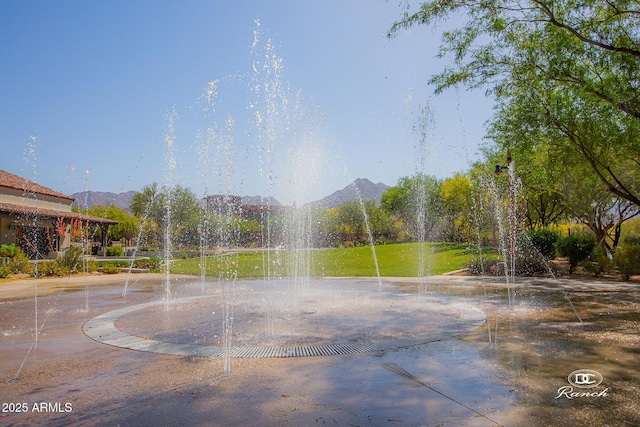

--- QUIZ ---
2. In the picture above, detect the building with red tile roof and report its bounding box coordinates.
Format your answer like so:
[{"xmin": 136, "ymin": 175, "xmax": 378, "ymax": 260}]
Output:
[{"xmin": 0, "ymin": 169, "xmax": 117, "ymax": 259}]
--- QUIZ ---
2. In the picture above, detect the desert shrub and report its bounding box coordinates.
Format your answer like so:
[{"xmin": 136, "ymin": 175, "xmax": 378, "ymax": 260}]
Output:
[
  {"xmin": 34, "ymin": 261, "xmax": 70, "ymax": 277},
  {"xmin": 525, "ymin": 228, "xmax": 559, "ymax": 259},
  {"xmin": 85, "ymin": 260, "xmax": 99, "ymax": 272},
  {"xmin": 556, "ymin": 234, "xmax": 596, "ymax": 274},
  {"xmin": 105, "ymin": 245, "xmax": 124, "ymax": 257},
  {"xmin": 35, "ymin": 261, "xmax": 56, "ymax": 276},
  {"xmin": 100, "ymin": 263, "xmax": 121, "ymax": 274},
  {"xmin": 57, "ymin": 246, "xmax": 83, "ymax": 272},
  {"xmin": 516, "ymin": 233, "xmax": 556, "ymax": 276},
  {"xmin": 0, "ymin": 264, "xmax": 11, "ymax": 278},
  {"xmin": 467, "ymin": 251, "xmax": 554, "ymax": 277},
  {"xmin": 467, "ymin": 255, "xmax": 502, "ymax": 275},
  {"xmin": 515, "ymin": 252, "xmax": 555, "ymax": 276},
  {"xmin": 50, "ymin": 263, "xmax": 70, "ymax": 277},
  {"xmin": 133, "ymin": 257, "xmax": 161, "ymax": 271},
  {"xmin": 7, "ymin": 250, "xmax": 34, "ymax": 275},
  {"xmin": 614, "ymin": 235, "xmax": 640, "ymax": 281},
  {"xmin": 581, "ymin": 247, "xmax": 613, "ymax": 277}
]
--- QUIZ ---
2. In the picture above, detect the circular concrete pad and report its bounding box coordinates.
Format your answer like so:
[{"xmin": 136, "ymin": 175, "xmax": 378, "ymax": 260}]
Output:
[{"xmin": 83, "ymin": 280, "xmax": 486, "ymax": 358}]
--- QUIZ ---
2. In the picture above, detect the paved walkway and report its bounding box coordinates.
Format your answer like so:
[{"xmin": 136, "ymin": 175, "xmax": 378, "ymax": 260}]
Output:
[
  {"xmin": 0, "ymin": 272, "xmax": 193, "ymax": 299},
  {"xmin": 3, "ymin": 273, "xmax": 637, "ymax": 425}
]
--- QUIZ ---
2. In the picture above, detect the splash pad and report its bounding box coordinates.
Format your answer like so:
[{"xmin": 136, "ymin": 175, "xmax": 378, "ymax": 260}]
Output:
[{"xmin": 84, "ymin": 278, "xmax": 486, "ymax": 358}]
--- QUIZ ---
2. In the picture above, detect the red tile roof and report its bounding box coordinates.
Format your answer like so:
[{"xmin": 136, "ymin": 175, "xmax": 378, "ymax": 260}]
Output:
[
  {"xmin": 0, "ymin": 202, "xmax": 117, "ymax": 224},
  {"xmin": 0, "ymin": 169, "xmax": 75, "ymax": 201}
]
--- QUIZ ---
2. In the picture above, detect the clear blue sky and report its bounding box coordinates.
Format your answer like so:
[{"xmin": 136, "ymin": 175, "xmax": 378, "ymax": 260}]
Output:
[{"xmin": 1, "ymin": 0, "xmax": 493, "ymax": 205}]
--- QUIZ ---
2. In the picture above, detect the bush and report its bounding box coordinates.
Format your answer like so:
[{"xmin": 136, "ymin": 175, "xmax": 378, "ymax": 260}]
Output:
[
  {"xmin": 581, "ymin": 247, "xmax": 613, "ymax": 277},
  {"xmin": 467, "ymin": 250, "xmax": 554, "ymax": 277},
  {"xmin": 515, "ymin": 252, "xmax": 555, "ymax": 276},
  {"xmin": 35, "ymin": 261, "xmax": 55, "ymax": 276},
  {"xmin": 58, "ymin": 246, "xmax": 84, "ymax": 272},
  {"xmin": 86, "ymin": 260, "xmax": 99, "ymax": 273},
  {"xmin": 100, "ymin": 263, "xmax": 122, "ymax": 274},
  {"xmin": 525, "ymin": 228, "xmax": 559, "ymax": 259},
  {"xmin": 0, "ymin": 244, "xmax": 22, "ymax": 258},
  {"xmin": 133, "ymin": 257, "xmax": 161, "ymax": 271},
  {"xmin": 105, "ymin": 246, "xmax": 124, "ymax": 257},
  {"xmin": 0, "ymin": 264, "xmax": 11, "ymax": 278},
  {"xmin": 467, "ymin": 255, "xmax": 502, "ymax": 275},
  {"xmin": 35, "ymin": 261, "xmax": 70, "ymax": 277},
  {"xmin": 1, "ymin": 245, "xmax": 34, "ymax": 275},
  {"xmin": 556, "ymin": 234, "xmax": 596, "ymax": 274},
  {"xmin": 614, "ymin": 235, "xmax": 640, "ymax": 281},
  {"xmin": 51, "ymin": 262, "xmax": 70, "ymax": 277},
  {"xmin": 7, "ymin": 250, "xmax": 34, "ymax": 275},
  {"xmin": 516, "ymin": 232, "xmax": 557, "ymax": 276}
]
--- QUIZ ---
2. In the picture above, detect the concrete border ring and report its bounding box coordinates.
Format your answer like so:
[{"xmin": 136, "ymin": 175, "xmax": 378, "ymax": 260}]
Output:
[{"xmin": 83, "ymin": 295, "xmax": 486, "ymax": 358}]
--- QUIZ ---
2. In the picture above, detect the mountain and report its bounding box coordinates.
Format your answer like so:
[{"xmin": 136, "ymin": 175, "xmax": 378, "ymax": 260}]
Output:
[
  {"xmin": 308, "ymin": 178, "xmax": 389, "ymax": 209},
  {"xmin": 72, "ymin": 191, "xmax": 136, "ymax": 211},
  {"xmin": 71, "ymin": 179, "xmax": 387, "ymax": 213},
  {"xmin": 72, "ymin": 190, "xmax": 283, "ymax": 211}
]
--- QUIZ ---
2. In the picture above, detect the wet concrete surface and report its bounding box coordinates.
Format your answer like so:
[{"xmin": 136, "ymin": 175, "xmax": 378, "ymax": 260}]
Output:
[{"xmin": 1, "ymin": 274, "xmax": 639, "ymax": 426}]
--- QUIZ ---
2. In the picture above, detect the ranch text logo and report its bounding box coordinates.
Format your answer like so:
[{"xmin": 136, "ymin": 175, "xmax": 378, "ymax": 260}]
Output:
[{"xmin": 555, "ymin": 369, "xmax": 609, "ymax": 400}]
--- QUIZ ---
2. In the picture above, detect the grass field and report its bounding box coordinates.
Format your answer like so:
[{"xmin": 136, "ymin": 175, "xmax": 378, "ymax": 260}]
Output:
[{"xmin": 170, "ymin": 242, "xmax": 491, "ymax": 279}]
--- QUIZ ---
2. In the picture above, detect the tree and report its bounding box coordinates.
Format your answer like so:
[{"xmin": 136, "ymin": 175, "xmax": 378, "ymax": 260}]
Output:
[
  {"xmin": 490, "ymin": 77, "xmax": 640, "ymax": 210},
  {"xmin": 390, "ymin": 0, "xmax": 640, "ymax": 207},
  {"xmin": 312, "ymin": 207, "xmax": 338, "ymax": 247},
  {"xmin": 130, "ymin": 183, "xmax": 203, "ymax": 247},
  {"xmin": 169, "ymin": 186, "xmax": 203, "ymax": 247},
  {"xmin": 381, "ymin": 174, "xmax": 443, "ymax": 241},
  {"xmin": 440, "ymin": 173, "xmax": 472, "ymax": 242},
  {"xmin": 204, "ymin": 211, "xmax": 262, "ymax": 247},
  {"xmin": 333, "ymin": 202, "xmax": 366, "ymax": 243},
  {"xmin": 361, "ymin": 200, "xmax": 395, "ymax": 243},
  {"xmin": 130, "ymin": 183, "xmax": 163, "ymax": 221},
  {"xmin": 466, "ymin": 157, "xmax": 503, "ymax": 247},
  {"xmin": 506, "ymin": 143, "xmax": 567, "ymax": 229},
  {"xmin": 87, "ymin": 204, "xmax": 141, "ymax": 246},
  {"xmin": 556, "ymin": 234, "xmax": 596, "ymax": 274},
  {"xmin": 559, "ymin": 162, "xmax": 639, "ymax": 254}
]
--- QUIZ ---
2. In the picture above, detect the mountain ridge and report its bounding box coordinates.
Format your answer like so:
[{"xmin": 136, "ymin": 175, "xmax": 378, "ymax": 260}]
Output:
[
  {"xmin": 72, "ymin": 190, "xmax": 137, "ymax": 212},
  {"xmin": 72, "ymin": 178, "xmax": 390, "ymax": 211},
  {"xmin": 306, "ymin": 178, "xmax": 389, "ymax": 209}
]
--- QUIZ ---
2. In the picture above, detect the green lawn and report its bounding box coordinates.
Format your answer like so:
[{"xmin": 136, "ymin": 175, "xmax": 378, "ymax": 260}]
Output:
[{"xmin": 170, "ymin": 242, "xmax": 489, "ymax": 278}]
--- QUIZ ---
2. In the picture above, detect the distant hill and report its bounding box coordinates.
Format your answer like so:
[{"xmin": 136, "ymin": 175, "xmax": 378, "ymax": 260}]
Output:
[
  {"xmin": 72, "ymin": 191, "xmax": 283, "ymax": 211},
  {"xmin": 308, "ymin": 178, "xmax": 389, "ymax": 209},
  {"xmin": 72, "ymin": 191, "xmax": 136, "ymax": 211},
  {"xmin": 72, "ymin": 180, "xmax": 387, "ymax": 213}
]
